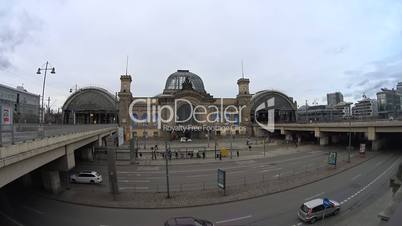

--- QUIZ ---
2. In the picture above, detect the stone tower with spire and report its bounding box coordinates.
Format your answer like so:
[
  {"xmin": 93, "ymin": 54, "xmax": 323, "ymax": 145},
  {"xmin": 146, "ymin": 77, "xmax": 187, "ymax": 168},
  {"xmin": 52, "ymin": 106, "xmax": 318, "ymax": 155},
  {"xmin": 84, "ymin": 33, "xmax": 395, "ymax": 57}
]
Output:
[
  {"xmin": 236, "ymin": 77, "xmax": 252, "ymax": 136},
  {"xmin": 118, "ymin": 75, "xmax": 133, "ymax": 142}
]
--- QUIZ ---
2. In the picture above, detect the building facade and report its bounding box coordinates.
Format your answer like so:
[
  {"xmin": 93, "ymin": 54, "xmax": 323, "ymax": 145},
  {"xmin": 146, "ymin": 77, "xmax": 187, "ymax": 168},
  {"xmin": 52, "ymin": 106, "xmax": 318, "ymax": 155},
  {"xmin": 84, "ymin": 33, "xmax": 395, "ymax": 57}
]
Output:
[
  {"xmin": 119, "ymin": 70, "xmax": 297, "ymax": 141},
  {"xmin": 62, "ymin": 87, "xmax": 118, "ymax": 124},
  {"xmin": 376, "ymin": 88, "xmax": 401, "ymax": 119},
  {"xmin": 297, "ymin": 98, "xmax": 351, "ymax": 122},
  {"xmin": 327, "ymin": 92, "xmax": 344, "ymax": 107},
  {"xmin": 0, "ymin": 84, "xmax": 40, "ymax": 124},
  {"xmin": 352, "ymin": 96, "xmax": 378, "ymax": 119}
]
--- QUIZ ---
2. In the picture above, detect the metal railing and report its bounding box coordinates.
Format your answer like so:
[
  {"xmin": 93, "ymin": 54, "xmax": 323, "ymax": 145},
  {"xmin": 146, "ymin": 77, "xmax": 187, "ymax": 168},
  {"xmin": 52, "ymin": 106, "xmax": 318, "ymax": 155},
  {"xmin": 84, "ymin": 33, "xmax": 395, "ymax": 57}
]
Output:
[{"xmin": 0, "ymin": 123, "xmax": 117, "ymax": 147}]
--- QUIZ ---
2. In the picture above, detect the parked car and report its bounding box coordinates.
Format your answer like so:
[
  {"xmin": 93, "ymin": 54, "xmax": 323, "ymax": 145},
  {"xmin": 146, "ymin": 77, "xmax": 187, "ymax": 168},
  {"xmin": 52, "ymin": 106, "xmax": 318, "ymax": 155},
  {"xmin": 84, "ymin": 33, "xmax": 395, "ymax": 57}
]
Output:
[
  {"xmin": 180, "ymin": 137, "xmax": 192, "ymax": 142},
  {"xmin": 70, "ymin": 170, "xmax": 103, "ymax": 184},
  {"xmin": 164, "ymin": 217, "xmax": 213, "ymax": 226},
  {"xmin": 298, "ymin": 198, "xmax": 340, "ymax": 223}
]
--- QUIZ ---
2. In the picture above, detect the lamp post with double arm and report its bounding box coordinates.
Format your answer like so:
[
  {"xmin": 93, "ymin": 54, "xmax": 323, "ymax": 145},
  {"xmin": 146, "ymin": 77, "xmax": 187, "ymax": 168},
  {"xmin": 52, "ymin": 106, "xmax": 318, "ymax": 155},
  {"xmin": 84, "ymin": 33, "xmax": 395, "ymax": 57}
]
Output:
[{"xmin": 36, "ymin": 61, "xmax": 55, "ymax": 136}]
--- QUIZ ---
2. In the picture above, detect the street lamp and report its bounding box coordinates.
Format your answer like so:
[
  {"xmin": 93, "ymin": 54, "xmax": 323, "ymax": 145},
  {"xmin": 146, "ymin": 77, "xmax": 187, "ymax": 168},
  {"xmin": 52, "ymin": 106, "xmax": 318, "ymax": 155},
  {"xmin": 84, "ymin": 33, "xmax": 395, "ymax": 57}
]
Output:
[
  {"xmin": 36, "ymin": 61, "xmax": 55, "ymax": 124},
  {"xmin": 346, "ymin": 105, "xmax": 352, "ymax": 163}
]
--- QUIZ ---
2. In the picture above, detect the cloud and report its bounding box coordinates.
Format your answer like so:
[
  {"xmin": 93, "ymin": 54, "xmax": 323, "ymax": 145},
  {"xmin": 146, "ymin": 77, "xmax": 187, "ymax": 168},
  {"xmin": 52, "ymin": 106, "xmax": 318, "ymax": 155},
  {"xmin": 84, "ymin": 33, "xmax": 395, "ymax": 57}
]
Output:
[
  {"xmin": 0, "ymin": 7, "xmax": 42, "ymax": 70},
  {"xmin": 344, "ymin": 53, "xmax": 402, "ymax": 100},
  {"xmin": 1, "ymin": 0, "xmax": 402, "ymax": 109}
]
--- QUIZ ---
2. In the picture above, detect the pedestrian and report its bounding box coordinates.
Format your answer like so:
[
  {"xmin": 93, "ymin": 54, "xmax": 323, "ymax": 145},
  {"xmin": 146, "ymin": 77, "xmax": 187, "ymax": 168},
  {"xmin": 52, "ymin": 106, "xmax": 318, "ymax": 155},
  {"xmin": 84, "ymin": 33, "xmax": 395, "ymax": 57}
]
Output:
[
  {"xmin": 202, "ymin": 151, "xmax": 206, "ymax": 159},
  {"xmin": 237, "ymin": 150, "xmax": 240, "ymax": 157}
]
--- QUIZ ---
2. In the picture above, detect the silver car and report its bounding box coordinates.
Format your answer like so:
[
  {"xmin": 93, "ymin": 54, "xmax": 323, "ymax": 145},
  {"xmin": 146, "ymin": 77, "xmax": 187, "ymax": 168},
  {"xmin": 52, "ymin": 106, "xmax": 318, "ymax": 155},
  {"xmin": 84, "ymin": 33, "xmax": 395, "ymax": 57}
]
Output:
[
  {"xmin": 298, "ymin": 198, "xmax": 340, "ymax": 223},
  {"xmin": 70, "ymin": 170, "xmax": 103, "ymax": 184}
]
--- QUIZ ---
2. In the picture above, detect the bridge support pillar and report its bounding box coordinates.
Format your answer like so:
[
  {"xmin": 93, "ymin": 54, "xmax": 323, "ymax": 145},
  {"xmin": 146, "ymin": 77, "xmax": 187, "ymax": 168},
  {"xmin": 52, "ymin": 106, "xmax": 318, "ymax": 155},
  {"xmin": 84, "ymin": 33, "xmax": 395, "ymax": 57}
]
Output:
[
  {"xmin": 41, "ymin": 170, "xmax": 61, "ymax": 194},
  {"xmin": 285, "ymin": 133, "xmax": 293, "ymax": 142},
  {"xmin": 282, "ymin": 131, "xmax": 294, "ymax": 144},
  {"xmin": 372, "ymin": 139, "xmax": 384, "ymax": 151},
  {"xmin": 319, "ymin": 136, "xmax": 329, "ymax": 146},
  {"xmin": 21, "ymin": 174, "xmax": 32, "ymax": 188},
  {"xmin": 315, "ymin": 130, "xmax": 329, "ymax": 146},
  {"xmin": 80, "ymin": 146, "xmax": 94, "ymax": 161},
  {"xmin": 331, "ymin": 135, "xmax": 340, "ymax": 144}
]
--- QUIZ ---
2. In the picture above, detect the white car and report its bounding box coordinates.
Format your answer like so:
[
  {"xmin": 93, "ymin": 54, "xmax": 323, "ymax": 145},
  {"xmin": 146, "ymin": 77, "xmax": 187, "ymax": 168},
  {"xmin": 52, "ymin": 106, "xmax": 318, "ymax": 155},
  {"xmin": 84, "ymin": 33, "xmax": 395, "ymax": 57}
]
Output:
[
  {"xmin": 70, "ymin": 171, "xmax": 103, "ymax": 184},
  {"xmin": 298, "ymin": 198, "xmax": 340, "ymax": 223},
  {"xmin": 180, "ymin": 137, "xmax": 192, "ymax": 142}
]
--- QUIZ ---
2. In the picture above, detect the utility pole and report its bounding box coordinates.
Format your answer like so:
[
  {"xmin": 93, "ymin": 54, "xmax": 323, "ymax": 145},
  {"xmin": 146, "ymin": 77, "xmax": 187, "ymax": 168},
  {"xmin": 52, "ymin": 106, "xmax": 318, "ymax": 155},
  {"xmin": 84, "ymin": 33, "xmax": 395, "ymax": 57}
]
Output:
[
  {"xmin": 347, "ymin": 105, "xmax": 352, "ymax": 163},
  {"xmin": 130, "ymin": 132, "xmax": 136, "ymax": 164},
  {"xmin": 230, "ymin": 132, "xmax": 233, "ymax": 159},
  {"xmin": 46, "ymin": 96, "xmax": 51, "ymax": 123},
  {"xmin": 106, "ymin": 134, "xmax": 119, "ymax": 200},
  {"xmin": 165, "ymin": 141, "xmax": 171, "ymax": 198},
  {"xmin": 36, "ymin": 61, "xmax": 55, "ymax": 137},
  {"xmin": 305, "ymin": 100, "xmax": 308, "ymax": 123},
  {"xmin": 36, "ymin": 61, "xmax": 55, "ymax": 124}
]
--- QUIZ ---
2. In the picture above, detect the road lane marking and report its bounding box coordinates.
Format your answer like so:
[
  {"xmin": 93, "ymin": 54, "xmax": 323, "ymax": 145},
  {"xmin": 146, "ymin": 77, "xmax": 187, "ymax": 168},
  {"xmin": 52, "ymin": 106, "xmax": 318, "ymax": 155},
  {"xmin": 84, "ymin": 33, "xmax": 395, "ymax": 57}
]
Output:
[
  {"xmin": 119, "ymin": 180, "xmax": 150, "ymax": 183},
  {"xmin": 341, "ymin": 157, "xmax": 400, "ymax": 205},
  {"xmin": 375, "ymin": 160, "xmax": 384, "ymax": 167},
  {"xmin": 304, "ymin": 192, "xmax": 324, "ymax": 201},
  {"xmin": 261, "ymin": 167, "xmax": 282, "ymax": 173},
  {"xmin": 120, "ymin": 186, "xmax": 149, "ymax": 190},
  {"xmin": 0, "ymin": 210, "xmax": 25, "ymax": 226},
  {"xmin": 187, "ymin": 174, "xmax": 210, "ymax": 178},
  {"xmin": 22, "ymin": 205, "xmax": 44, "ymax": 215},
  {"xmin": 351, "ymin": 174, "xmax": 361, "ymax": 181},
  {"xmin": 215, "ymin": 215, "xmax": 252, "ymax": 224}
]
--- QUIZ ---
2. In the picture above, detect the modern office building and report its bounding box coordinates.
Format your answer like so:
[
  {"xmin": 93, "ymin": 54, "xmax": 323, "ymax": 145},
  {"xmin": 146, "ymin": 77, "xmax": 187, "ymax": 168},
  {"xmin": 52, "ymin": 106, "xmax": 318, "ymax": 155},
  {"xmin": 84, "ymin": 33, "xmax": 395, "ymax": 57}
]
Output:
[
  {"xmin": 376, "ymin": 88, "xmax": 401, "ymax": 119},
  {"xmin": 352, "ymin": 95, "xmax": 378, "ymax": 119},
  {"xmin": 327, "ymin": 92, "xmax": 344, "ymax": 107},
  {"xmin": 397, "ymin": 82, "xmax": 402, "ymax": 94},
  {"xmin": 0, "ymin": 83, "xmax": 40, "ymax": 124},
  {"xmin": 297, "ymin": 101, "xmax": 351, "ymax": 122}
]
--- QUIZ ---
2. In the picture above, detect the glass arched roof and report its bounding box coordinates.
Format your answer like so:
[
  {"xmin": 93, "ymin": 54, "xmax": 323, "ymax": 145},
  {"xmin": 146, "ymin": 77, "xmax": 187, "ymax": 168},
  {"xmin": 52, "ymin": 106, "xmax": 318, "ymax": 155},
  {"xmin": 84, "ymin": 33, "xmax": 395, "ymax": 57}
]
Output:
[{"xmin": 164, "ymin": 70, "xmax": 206, "ymax": 94}]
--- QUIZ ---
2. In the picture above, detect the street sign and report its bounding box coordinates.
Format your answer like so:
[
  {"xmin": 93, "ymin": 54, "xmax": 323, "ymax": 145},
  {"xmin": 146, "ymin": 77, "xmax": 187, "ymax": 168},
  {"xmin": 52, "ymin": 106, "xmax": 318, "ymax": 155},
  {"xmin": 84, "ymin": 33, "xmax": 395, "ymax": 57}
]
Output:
[
  {"xmin": 323, "ymin": 198, "xmax": 332, "ymax": 208},
  {"xmin": 217, "ymin": 169, "xmax": 226, "ymax": 191},
  {"xmin": 220, "ymin": 148, "xmax": 229, "ymax": 157},
  {"xmin": 118, "ymin": 127, "xmax": 124, "ymax": 146},
  {"xmin": 1, "ymin": 105, "xmax": 12, "ymax": 125},
  {"xmin": 328, "ymin": 152, "xmax": 337, "ymax": 165},
  {"xmin": 360, "ymin": 143, "xmax": 366, "ymax": 155}
]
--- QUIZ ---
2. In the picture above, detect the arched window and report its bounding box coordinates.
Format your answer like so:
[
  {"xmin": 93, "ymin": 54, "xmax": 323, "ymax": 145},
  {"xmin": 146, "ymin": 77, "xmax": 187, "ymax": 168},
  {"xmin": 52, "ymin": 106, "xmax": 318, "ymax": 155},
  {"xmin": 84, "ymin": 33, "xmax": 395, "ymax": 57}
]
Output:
[
  {"xmin": 234, "ymin": 114, "xmax": 239, "ymax": 125},
  {"xmin": 141, "ymin": 113, "xmax": 147, "ymax": 121}
]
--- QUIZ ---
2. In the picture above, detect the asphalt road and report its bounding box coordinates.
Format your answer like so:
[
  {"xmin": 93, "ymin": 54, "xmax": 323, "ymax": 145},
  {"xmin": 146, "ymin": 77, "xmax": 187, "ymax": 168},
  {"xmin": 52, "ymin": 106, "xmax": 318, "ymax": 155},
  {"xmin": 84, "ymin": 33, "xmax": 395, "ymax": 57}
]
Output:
[
  {"xmin": 1, "ymin": 150, "xmax": 400, "ymax": 226},
  {"xmin": 73, "ymin": 148, "xmax": 335, "ymax": 192}
]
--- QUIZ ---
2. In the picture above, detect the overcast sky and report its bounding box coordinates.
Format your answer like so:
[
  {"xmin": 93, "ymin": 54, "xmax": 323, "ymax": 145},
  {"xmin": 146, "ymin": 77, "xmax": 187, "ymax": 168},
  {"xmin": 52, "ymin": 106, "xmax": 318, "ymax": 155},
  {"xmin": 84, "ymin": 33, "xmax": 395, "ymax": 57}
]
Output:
[{"xmin": 1, "ymin": 0, "xmax": 402, "ymax": 109}]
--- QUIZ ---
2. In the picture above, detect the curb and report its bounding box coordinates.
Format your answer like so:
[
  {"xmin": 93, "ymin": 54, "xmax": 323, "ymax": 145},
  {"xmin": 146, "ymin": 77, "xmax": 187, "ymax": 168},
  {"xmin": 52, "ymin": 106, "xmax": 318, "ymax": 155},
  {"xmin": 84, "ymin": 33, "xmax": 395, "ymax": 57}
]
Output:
[{"xmin": 37, "ymin": 152, "xmax": 380, "ymax": 210}]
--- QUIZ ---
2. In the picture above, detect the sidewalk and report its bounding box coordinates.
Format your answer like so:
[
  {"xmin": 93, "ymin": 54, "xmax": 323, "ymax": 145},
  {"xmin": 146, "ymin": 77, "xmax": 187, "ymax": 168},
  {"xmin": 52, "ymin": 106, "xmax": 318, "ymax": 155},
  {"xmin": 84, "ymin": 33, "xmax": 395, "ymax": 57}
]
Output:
[{"xmin": 120, "ymin": 144, "xmax": 334, "ymax": 166}]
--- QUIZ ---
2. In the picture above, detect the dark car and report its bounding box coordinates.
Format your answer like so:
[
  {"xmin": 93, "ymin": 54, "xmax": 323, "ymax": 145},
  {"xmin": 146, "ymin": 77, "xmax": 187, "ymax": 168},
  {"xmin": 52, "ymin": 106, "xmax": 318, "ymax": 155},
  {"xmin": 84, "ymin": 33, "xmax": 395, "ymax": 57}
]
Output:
[{"xmin": 164, "ymin": 217, "xmax": 214, "ymax": 226}]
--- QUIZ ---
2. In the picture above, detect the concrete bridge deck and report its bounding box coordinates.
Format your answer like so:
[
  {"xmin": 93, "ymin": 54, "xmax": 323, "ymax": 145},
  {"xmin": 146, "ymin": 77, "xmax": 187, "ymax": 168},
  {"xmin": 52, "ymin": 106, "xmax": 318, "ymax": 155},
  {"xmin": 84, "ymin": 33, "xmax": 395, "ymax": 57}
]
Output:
[{"xmin": 0, "ymin": 125, "xmax": 117, "ymax": 190}]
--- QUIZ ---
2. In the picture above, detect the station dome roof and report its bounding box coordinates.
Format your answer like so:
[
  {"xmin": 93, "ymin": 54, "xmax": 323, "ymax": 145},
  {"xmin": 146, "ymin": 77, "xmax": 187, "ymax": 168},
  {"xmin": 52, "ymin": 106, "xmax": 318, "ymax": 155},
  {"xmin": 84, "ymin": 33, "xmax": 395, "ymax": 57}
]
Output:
[{"xmin": 163, "ymin": 70, "xmax": 206, "ymax": 94}]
